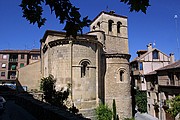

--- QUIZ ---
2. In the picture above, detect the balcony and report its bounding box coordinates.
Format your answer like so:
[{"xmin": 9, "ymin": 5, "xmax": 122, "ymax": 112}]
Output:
[{"xmin": 9, "ymin": 59, "xmax": 18, "ymax": 62}]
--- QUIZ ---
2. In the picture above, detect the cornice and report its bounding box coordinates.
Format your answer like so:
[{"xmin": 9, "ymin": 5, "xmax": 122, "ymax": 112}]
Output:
[{"xmin": 104, "ymin": 53, "xmax": 131, "ymax": 60}]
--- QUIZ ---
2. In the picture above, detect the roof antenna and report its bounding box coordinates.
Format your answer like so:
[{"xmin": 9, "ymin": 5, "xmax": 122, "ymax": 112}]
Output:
[
  {"xmin": 153, "ymin": 40, "xmax": 156, "ymax": 48},
  {"xmin": 32, "ymin": 39, "xmax": 35, "ymax": 49},
  {"xmin": 106, "ymin": 5, "xmax": 109, "ymax": 12},
  {"xmin": 174, "ymin": 15, "xmax": 180, "ymax": 60}
]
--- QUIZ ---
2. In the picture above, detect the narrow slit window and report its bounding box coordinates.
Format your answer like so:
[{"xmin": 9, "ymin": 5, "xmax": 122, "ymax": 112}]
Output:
[
  {"xmin": 81, "ymin": 61, "xmax": 89, "ymax": 78},
  {"xmin": 120, "ymin": 71, "xmax": 124, "ymax": 81},
  {"xmin": 97, "ymin": 22, "xmax": 100, "ymax": 29}
]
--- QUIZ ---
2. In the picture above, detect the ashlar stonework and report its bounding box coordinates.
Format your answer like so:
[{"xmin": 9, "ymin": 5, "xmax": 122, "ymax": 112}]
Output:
[{"xmin": 40, "ymin": 11, "xmax": 132, "ymax": 119}]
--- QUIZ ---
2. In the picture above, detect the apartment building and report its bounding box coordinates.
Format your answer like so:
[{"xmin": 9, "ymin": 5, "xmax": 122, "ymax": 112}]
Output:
[{"xmin": 0, "ymin": 49, "xmax": 40, "ymax": 85}]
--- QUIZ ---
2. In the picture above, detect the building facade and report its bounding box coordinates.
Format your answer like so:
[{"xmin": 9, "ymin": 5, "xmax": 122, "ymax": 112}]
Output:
[
  {"xmin": 0, "ymin": 49, "xmax": 40, "ymax": 85},
  {"xmin": 40, "ymin": 11, "xmax": 132, "ymax": 119},
  {"xmin": 145, "ymin": 60, "xmax": 180, "ymax": 120},
  {"xmin": 130, "ymin": 43, "xmax": 173, "ymax": 91}
]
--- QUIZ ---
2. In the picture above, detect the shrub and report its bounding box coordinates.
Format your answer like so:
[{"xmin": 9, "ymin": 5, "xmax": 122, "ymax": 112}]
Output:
[{"xmin": 96, "ymin": 103, "xmax": 112, "ymax": 120}]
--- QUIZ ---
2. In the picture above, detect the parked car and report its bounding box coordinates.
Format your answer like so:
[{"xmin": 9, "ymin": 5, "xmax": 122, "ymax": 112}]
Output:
[{"xmin": 0, "ymin": 96, "xmax": 6, "ymax": 112}]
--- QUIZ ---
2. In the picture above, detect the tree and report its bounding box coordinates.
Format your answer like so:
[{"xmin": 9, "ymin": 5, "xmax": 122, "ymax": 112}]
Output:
[
  {"xmin": 113, "ymin": 99, "xmax": 118, "ymax": 120},
  {"xmin": 96, "ymin": 103, "xmax": 113, "ymax": 120},
  {"xmin": 135, "ymin": 89, "xmax": 147, "ymax": 113},
  {"xmin": 19, "ymin": 0, "xmax": 91, "ymax": 38},
  {"xmin": 20, "ymin": 0, "xmax": 150, "ymax": 38},
  {"xmin": 120, "ymin": 0, "xmax": 150, "ymax": 14},
  {"xmin": 40, "ymin": 75, "xmax": 69, "ymax": 109},
  {"xmin": 166, "ymin": 94, "xmax": 180, "ymax": 118}
]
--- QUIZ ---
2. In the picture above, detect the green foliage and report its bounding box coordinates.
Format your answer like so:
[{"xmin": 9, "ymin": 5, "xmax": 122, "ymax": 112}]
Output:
[
  {"xmin": 96, "ymin": 103, "xmax": 112, "ymax": 120},
  {"xmin": 40, "ymin": 75, "xmax": 81, "ymax": 115},
  {"xmin": 69, "ymin": 103, "xmax": 80, "ymax": 115},
  {"xmin": 135, "ymin": 90, "xmax": 147, "ymax": 113},
  {"xmin": 113, "ymin": 99, "xmax": 117, "ymax": 120},
  {"xmin": 40, "ymin": 75, "xmax": 56, "ymax": 103},
  {"xmin": 166, "ymin": 94, "xmax": 180, "ymax": 117},
  {"xmin": 40, "ymin": 75, "xmax": 69, "ymax": 108},
  {"xmin": 120, "ymin": 0, "xmax": 150, "ymax": 14},
  {"xmin": 20, "ymin": 0, "xmax": 150, "ymax": 38},
  {"xmin": 19, "ymin": 0, "xmax": 91, "ymax": 38}
]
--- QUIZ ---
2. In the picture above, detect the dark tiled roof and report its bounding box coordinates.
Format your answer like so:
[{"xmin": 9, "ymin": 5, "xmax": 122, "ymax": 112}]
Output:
[
  {"xmin": 0, "ymin": 49, "xmax": 40, "ymax": 54},
  {"xmin": 157, "ymin": 60, "xmax": 180, "ymax": 71},
  {"xmin": 41, "ymin": 30, "xmax": 97, "ymax": 43},
  {"xmin": 0, "ymin": 50, "xmax": 30, "ymax": 54}
]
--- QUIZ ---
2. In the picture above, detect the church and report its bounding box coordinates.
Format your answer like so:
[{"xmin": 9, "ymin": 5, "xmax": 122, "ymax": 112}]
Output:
[{"xmin": 20, "ymin": 11, "xmax": 132, "ymax": 119}]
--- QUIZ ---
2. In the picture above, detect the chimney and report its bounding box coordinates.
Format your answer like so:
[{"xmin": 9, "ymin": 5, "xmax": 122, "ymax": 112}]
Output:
[
  {"xmin": 169, "ymin": 53, "xmax": 175, "ymax": 63},
  {"xmin": 109, "ymin": 10, "xmax": 115, "ymax": 14},
  {"xmin": 147, "ymin": 43, "xmax": 153, "ymax": 51}
]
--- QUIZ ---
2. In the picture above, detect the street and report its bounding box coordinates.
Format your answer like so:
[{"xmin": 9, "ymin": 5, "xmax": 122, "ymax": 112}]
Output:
[
  {"xmin": 135, "ymin": 112, "xmax": 158, "ymax": 120},
  {"xmin": 0, "ymin": 100, "xmax": 37, "ymax": 120}
]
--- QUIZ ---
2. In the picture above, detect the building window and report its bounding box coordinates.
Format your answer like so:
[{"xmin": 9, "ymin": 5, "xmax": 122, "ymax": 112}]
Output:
[
  {"xmin": 117, "ymin": 21, "xmax": 122, "ymax": 33},
  {"xmin": 11, "ymin": 65, "xmax": 16, "ymax": 70},
  {"xmin": 1, "ymin": 63, "xmax": 6, "ymax": 68},
  {"xmin": 2, "ymin": 54, "xmax": 7, "ymax": 59},
  {"xmin": 153, "ymin": 50, "xmax": 159, "ymax": 59},
  {"xmin": 120, "ymin": 71, "xmax": 124, "ymax": 81},
  {"xmin": 21, "ymin": 54, "xmax": 24, "ymax": 59},
  {"xmin": 32, "ymin": 54, "xmax": 38, "ymax": 60},
  {"xmin": 97, "ymin": 22, "xmax": 100, "ymax": 29},
  {"xmin": 139, "ymin": 62, "xmax": 143, "ymax": 70},
  {"xmin": 108, "ymin": 20, "xmax": 114, "ymax": 32},
  {"xmin": 81, "ymin": 61, "xmax": 89, "ymax": 78},
  {"xmin": 1, "ymin": 72, "xmax": 5, "ymax": 77},
  {"xmin": 20, "ymin": 63, "xmax": 24, "ymax": 68}
]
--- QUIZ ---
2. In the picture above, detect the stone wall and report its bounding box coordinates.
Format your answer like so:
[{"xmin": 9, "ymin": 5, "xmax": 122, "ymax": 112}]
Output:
[
  {"xmin": 105, "ymin": 56, "xmax": 132, "ymax": 119},
  {"xmin": 15, "ymin": 94, "xmax": 90, "ymax": 120}
]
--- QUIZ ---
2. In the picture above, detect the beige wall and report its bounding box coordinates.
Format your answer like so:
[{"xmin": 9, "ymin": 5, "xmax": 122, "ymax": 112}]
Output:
[
  {"xmin": 40, "ymin": 11, "xmax": 132, "ymax": 119},
  {"xmin": 17, "ymin": 60, "xmax": 41, "ymax": 91}
]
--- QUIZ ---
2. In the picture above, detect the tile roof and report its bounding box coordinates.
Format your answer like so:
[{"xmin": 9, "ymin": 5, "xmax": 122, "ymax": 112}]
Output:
[
  {"xmin": 157, "ymin": 60, "xmax": 180, "ymax": 71},
  {"xmin": 131, "ymin": 48, "xmax": 169, "ymax": 62}
]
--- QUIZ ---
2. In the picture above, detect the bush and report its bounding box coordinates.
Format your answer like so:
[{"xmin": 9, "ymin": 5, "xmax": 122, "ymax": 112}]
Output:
[
  {"xmin": 135, "ymin": 90, "xmax": 147, "ymax": 113},
  {"xmin": 96, "ymin": 103, "xmax": 112, "ymax": 120}
]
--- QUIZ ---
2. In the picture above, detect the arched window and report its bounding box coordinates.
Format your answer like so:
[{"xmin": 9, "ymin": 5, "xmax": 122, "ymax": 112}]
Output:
[
  {"xmin": 108, "ymin": 20, "xmax": 114, "ymax": 32},
  {"xmin": 81, "ymin": 61, "xmax": 89, "ymax": 77},
  {"xmin": 117, "ymin": 21, "xmax": 122, "ymax": 33},
  {"xmin": 120, "ymin": 70, "xmax": 124, "ymax": 81}
]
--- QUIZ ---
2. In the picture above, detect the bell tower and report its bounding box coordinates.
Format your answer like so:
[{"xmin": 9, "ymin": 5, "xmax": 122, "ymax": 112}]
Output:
[{"xmin": 89, "ymin": 11, "xmax": 132, "ymax": 119}]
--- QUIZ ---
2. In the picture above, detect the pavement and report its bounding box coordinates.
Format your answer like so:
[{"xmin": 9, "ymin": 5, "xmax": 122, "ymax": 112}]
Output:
[{"xmin": 135, "ymin": 112, "xmax": 158, "ymax": 120}]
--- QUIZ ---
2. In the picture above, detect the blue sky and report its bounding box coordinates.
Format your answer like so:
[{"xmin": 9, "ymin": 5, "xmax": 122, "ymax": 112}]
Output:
[{"xmin": 0, "ymin": 0, "xmax": 180, "ymax": 60}]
